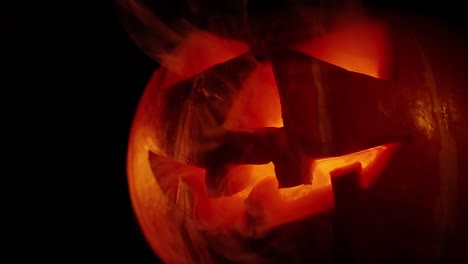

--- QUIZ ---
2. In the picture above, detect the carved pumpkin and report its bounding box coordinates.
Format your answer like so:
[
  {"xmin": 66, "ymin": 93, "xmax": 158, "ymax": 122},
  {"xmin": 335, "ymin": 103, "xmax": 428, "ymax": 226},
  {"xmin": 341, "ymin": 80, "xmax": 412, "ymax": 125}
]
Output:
[{"xmin": 118, "ymin": 0, "xmax": 468, "ymax": 263}]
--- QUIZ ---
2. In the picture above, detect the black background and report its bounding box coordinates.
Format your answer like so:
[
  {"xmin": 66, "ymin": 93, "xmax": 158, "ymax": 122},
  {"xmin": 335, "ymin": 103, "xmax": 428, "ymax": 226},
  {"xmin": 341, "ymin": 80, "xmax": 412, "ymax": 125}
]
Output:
[{"xmin": 4, "ymin": 1, "xmax": 466, "ymax": 263}]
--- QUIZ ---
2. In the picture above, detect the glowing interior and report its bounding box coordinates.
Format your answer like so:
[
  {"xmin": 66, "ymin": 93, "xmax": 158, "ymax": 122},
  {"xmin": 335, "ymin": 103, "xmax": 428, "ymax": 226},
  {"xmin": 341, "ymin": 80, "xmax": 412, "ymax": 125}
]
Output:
[
  {"xmin": 159, "ymin": 30, "xmax": 249, "ymax": 90},
  {"xmin": 174, "ymin": 139, "xmax": 406, "ymax": 235},
  {"xmin": 223, "ymin": 62, "xmax": 283, "ymax": 129},
  {"xmin": 129, "ymin": 18, "xmax": 401, "ymax": 260},
  {"xmin": 291, "ymin": 21, "xmax": 393, "ymax": 79}
]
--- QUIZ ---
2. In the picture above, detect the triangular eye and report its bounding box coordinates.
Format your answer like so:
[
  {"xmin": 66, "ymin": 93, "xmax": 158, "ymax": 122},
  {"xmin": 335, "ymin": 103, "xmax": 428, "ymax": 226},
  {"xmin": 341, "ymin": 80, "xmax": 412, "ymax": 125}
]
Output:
[
  {"xmin": 156, "ymin": 52, "xmax": 262, "ymax": 163},
  {"xmin": 223, "ymin": 62, "xmax": 283, "ymax": 130},
  {"xmin": 160, "ymin": 31, "xmax": 249, "ymax": 84},
  {"xmin": 291, "ymin": 20, "xmax": 394, "ymax": 80}
]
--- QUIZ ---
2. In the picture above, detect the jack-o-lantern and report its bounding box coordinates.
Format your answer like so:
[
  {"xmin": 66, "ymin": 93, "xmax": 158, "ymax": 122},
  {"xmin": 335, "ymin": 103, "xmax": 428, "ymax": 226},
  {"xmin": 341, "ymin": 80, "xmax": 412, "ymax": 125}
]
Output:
[{"xmin": 117, "ymin": 0, "xmax": 468, "ymax": 263}]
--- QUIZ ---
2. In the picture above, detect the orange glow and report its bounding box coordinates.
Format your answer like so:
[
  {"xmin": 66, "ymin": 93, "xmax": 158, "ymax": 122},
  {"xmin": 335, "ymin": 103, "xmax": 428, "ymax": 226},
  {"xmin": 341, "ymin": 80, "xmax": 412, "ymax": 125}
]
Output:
[
  {"xmin": 145, "ymin": 138, "xmax": 409, "ymax": 237},
  {"xmin": 313, "ymin": 143, "xmax": 388, "ymax": 189},
  {"xmin": 159, "ymin": 31, "xmax": 249, "ymax": 89},
  {"xmin": 128, "ymin": 59, "xmax": 409, "ymax": 255},
  {"xmin": 221, "ymin": 163, "xmax": 276, "ymax": 197},
  {"xmin": 243, "ymin": 139, "xmax": 408, "ymax": 235},
  {"xmin": 291, "ymin": 21, "xmax": 394, "ymax": 79},
  {"xmin": 223, "ymin": 62, "xmax": 283, "ymax": 130}
]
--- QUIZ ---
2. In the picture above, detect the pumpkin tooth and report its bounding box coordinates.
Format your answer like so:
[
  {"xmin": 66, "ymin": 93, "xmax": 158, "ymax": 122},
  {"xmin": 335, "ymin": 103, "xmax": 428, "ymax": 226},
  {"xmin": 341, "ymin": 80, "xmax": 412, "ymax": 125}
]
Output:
[
  {"xmin": 330, "ymin": 162, "xmax": 364, "ymax": 198},
  {"xmin": 240, "ymin": 138, "xmax": 410, "ymax": 234},
  {"xmin": 311, "ymin": 136, "xmax": 410, "ymax": 189}
]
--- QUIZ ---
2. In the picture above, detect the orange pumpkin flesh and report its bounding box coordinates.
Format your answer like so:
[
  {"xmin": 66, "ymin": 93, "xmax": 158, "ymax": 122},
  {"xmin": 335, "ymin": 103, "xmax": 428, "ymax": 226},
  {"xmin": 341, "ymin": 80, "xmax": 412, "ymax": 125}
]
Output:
[{"xmin": 123, "ymin": 2, "xmax": 468, "ymax": 263}]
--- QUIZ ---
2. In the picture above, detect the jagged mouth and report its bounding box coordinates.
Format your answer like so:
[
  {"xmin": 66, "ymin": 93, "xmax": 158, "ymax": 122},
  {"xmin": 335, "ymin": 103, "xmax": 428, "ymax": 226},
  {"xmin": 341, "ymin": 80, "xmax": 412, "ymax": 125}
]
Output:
[{"xmin": 148, "ymin": 136, "xmax": 410, "ymax": 237}]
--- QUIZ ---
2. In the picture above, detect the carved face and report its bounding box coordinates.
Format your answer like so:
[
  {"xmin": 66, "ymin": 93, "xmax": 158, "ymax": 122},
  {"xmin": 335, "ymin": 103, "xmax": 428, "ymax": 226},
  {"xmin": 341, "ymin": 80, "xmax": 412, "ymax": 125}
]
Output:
[{"xmin": 121, "ymin": 1, "xmax": 468, "ymax": 263}]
